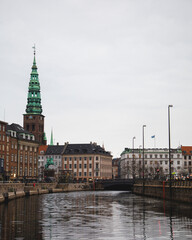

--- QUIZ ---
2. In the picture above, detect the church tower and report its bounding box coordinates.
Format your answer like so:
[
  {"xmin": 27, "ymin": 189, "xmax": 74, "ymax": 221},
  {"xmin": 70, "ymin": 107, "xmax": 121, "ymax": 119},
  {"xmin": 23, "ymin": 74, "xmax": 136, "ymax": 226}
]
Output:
[{"xmin": 23, "ymin": 46, "xmax": 46, "ymax": 145}]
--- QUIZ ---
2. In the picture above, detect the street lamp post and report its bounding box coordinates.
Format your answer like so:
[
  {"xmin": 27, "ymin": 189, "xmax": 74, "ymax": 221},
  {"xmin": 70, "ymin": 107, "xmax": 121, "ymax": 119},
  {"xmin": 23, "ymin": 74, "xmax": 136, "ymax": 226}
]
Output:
[
  {"xmin": 132, "ymin": 137, "xmax": 136, "ymax": 180},
  {"xmin": 143, "ymin": 125, "xmax": 146, "ymax": 194},
  {"xmin": 168, "ymin": 105, "xmax": 173, "ymax": 199}
]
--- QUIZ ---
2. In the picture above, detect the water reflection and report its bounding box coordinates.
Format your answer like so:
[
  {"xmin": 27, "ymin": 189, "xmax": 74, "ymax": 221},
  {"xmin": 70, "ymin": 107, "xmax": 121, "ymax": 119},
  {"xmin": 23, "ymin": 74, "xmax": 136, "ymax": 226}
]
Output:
[{"xmin": 0, "ymin": 191, "xmax": 192, "ymax": 239}]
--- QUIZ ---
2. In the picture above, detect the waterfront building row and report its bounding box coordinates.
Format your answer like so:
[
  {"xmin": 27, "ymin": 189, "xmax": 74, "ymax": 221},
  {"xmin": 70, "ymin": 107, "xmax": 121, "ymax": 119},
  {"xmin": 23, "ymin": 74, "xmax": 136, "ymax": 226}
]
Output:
[
  {"xmin": 120, "ymin": 147, "xmax": 192, "ymax": 179},
  {"xmin": 0, "ymin": 120, "xmax": 39, "ymax": 180},
  {"xmin": 38, "ymin": 142, "xmax": 112, "ymax": 182}
]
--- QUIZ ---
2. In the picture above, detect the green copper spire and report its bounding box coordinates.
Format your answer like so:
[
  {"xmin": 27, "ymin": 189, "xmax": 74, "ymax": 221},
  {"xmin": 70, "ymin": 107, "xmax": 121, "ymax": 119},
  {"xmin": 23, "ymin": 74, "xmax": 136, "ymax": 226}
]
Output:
[
  {"xmin": 50, "ymin": 129, "xmax": 53, "ymax": 145},
  {"xmin": 25, "ymin": 45, "xmax": 42, "ymax": 114}
]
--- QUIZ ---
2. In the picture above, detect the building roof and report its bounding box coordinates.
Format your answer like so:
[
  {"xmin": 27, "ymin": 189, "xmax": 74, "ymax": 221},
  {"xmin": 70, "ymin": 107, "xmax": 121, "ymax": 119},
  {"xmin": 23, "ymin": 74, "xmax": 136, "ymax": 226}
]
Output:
[
  {"xmin": 0, "ymin": 120, "xmax": 7, "ymax": 125},
  {"xmin": 39, "ymin": 145, "xmax": 48, "ymax": 155},
  {"xmin": 6, "ymin": 123, "xmax": 36, "ymax": 142},
  {"xmin": 45, "ymin": 145, "xmax": 65, "ymax": 155},
  {"xmin": 121, "ymin": 147, "xmax": 182, "ymax": 156},
  {"xmin": 43, "ymin": 142, "xmax": 112, "ymax": 156},
  {"xmin": 7, "ymin": 123, "xmax": 30, "ymax": 134},
  {"xmin": 64, "ymin": 143, "xmax": 111, "ymax": 156},
  {"xmin": 181, "ymin": 146, "xmax": 192, "ymax": 155}
]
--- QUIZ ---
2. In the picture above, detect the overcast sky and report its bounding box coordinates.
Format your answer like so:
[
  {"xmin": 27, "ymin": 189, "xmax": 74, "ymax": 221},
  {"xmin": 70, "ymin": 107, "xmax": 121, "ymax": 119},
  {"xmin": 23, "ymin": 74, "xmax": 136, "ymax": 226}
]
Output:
[{"xmin": 1, "ymin": 0, "xmax": 192, "ymax": 157}]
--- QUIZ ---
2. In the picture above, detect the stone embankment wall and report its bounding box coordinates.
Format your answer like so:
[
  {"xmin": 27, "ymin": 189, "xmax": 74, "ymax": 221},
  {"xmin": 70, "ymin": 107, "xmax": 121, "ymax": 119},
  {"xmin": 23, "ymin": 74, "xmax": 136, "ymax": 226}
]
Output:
[
  {"xmin": 133, "ymin": 180, "xmax": 192, "ymax": 203},
  {"xmin": 0, "ymin": 182, "xmax": 93, "ymax": 204}
]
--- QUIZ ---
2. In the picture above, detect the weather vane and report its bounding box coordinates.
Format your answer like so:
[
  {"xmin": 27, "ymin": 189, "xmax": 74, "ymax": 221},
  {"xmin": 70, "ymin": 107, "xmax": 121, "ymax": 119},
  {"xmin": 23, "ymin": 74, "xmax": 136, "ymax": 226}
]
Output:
[{"xmin": 32, "ymin": 44, "xmax": 36, "ymax": 55}]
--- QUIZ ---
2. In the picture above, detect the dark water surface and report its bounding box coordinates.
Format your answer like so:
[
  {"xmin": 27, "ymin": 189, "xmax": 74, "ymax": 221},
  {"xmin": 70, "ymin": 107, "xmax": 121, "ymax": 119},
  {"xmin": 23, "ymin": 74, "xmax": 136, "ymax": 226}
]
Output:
[{"xmin": 0, "ymin": 191, "xmax": 192, "ymax": 240}]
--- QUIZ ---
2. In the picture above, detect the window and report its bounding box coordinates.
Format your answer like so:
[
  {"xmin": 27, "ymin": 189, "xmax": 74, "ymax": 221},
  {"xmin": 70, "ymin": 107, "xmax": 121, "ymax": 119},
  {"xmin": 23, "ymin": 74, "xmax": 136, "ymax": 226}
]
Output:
[
  {"xmin": 84, "ymin": 172, "xmax": 87, "ymax": 176},
  {"xmin": 177, "ymin": 161, "xmax": 180, "ymax": 165},
  {"xmin": 11, "ymin": 154, "xmax": 14, "ymax": 162},
  {"xmin": 25, "ymin": 167, "xmax": 27, "ymax": 176},
  {"xmin": 65, "ymin": 164, "xmax": 67, "ymax": 169},
  {"xmin": 84, "ymin": 164, "xmax": 87, "ymax": 169},
  {"xmin": 29, "ymin": 167, "xmax": 32, "ymax": 176},
  {"xmin": 184, "ymin": 162, "xmax": 187, "ymax": 166},
  {"xmin": 84, "ymin": 157, "xmax": 87, "ymax": 160},
  {"xmin": 155, "ymin": 154, "xmax": 157, "ymax": 158},
  {"xmin": 189, "ymin": 156, "xmax": 191, "ymax": 160},
  {"xmin": 189, "ymin": 161, "xmax": 191, "ymax": 166},
  {"xmin": 160, "ymin": 155, "xmax": 162, "ymax": 158},
  {"xmin": 160, "ymin": 161, "xmax": 162, "ymax": 165},
  {"xmin": 96, "ymin": 156, "xmax": 98, "ymax": 160},
  {"xmin": 25, "ymin": 155, "xmax": 28, "ymax": 163},
  {"xmin": 79, "ymin": 164, "xmax": 82, "ymax": 169},
  {"xmin": 184, "ymin": 156, "xmax": 187, "ymax": 160},
  {"xmin": 89, "ymin": 172, "xmax": 92, "ymax": 177},
  {"xmin": 89, "ymin": 157, "xmax": 92, "ymax": 161},
  {"xmin": 165, "ymin": 161, "xmax": 168, "ymax": 165},
  {"xmin": 20, "ymin": 167, "xmax": 22, "ymax": 176},
  {"xmin": 69, "ymin": 164, "xmax": 72, "ymax": 169},
  {"xmin": 15, "ymin": 155, "xmax": 17, "ymax": 162},
  {"xmin": 89, "ymin": 164, "xmax": 92, "ymax": 168},
  {"xmin": 20, "ymin": 155, "xmax": 23, "ymax": 163},
  {"xmin": 74, "ymin": 164, "xmax": 77, "ymax": 169},
  {"xmin": 79, "ymin": 172, "xmax": 82, "ymax": 176}
]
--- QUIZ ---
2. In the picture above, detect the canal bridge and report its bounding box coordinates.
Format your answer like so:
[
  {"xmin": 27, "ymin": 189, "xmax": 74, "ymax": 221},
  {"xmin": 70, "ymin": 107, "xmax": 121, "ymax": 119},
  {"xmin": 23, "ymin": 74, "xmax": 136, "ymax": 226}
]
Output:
[{"xmin": 95, "ymin": 179, "xmax": 134, "ymax": 191}]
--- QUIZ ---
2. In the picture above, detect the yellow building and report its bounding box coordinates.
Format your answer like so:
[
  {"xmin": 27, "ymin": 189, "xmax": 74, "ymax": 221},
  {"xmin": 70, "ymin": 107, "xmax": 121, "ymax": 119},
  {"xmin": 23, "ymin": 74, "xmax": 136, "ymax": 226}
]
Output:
[{"xmin": 62, "ymin": 142, "xmax": 112, "ymax": 182}]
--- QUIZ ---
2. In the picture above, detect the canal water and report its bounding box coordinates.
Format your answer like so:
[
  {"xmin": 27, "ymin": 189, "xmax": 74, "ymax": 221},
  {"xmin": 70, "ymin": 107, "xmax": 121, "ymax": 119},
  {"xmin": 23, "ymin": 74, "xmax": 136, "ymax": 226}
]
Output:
[{"xmin": 0, "ymin": 191, "xmax": 192, "ymax": 240}]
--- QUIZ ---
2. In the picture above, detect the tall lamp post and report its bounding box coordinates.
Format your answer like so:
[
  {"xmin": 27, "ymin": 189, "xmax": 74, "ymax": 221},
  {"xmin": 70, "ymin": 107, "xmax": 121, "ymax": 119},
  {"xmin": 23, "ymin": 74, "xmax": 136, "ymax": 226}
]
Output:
[
  {"xmin": 142, "ymin": 125, "xmax": 146, "ymax": 194},
  {"xmin": 168, "ymin": 105, "xmax": 173, "ymax": 199},
  {"xmin": 132, "ymin": 137, "xmax": 136, "ymax": 180}
]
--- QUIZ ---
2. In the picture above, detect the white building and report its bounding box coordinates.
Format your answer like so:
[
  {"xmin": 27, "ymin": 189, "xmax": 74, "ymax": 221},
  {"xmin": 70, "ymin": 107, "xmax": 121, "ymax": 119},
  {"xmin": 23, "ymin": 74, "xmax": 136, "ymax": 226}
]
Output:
[
  {"xmin": 38, "ymin": 144, "xmax": 63, "ymax": 180},
  {"xmin": 120, "ymin": 148, "xmax": 183, "ymax": 179}
]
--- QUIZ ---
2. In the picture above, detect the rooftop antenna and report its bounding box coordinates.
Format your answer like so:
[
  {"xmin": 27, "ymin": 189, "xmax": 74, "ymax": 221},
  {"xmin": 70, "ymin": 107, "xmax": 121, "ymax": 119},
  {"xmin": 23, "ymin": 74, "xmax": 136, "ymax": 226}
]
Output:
[
  {"xmin": 4, "ymin": 108, "xmax": 5, "ymax": 121},
  {"xmin": 32, "ymin": 44, "xmax": 36, "ymax": 55}
]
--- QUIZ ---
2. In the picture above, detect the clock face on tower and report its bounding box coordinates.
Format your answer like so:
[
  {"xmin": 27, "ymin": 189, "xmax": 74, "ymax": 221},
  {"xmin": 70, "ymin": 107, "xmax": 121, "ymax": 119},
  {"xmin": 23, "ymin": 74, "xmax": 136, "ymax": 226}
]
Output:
[{"xmin": 29, "ymin": 116, "xmax": 33, "ymax": 119}]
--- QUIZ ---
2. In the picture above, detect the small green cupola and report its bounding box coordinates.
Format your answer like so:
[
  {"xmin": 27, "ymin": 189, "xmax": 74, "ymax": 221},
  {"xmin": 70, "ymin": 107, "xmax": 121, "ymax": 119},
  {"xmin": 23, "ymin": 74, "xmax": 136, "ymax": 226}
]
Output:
[{"xmin": 25, "ymin": 46, "xmax": 42, "ymax": 114}]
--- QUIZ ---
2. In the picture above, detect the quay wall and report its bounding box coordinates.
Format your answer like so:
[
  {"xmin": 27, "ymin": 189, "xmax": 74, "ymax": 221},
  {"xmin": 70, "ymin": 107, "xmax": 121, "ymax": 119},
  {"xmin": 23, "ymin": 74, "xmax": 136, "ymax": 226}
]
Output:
[
  {"xmin": 133, "ymin": 180, "xmax": 192, "ymax": 203},
  {"xmin": 0, "ymin": 182, "xmax": 93, "ymax": 204}
]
